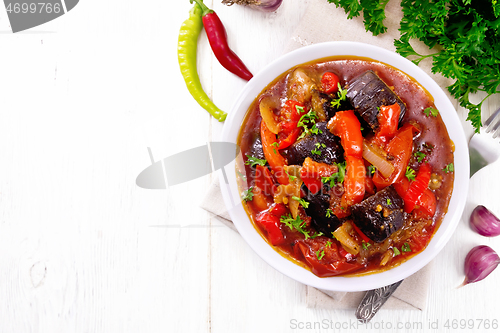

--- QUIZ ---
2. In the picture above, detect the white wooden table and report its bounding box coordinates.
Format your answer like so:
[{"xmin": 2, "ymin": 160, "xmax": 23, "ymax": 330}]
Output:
[{"xmin": 1, "ymin": 1, "xmax": 499, "ymax": 332}]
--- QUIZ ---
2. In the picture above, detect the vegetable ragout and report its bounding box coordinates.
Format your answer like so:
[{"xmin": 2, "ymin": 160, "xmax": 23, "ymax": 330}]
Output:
[{"xmin": 237, "ymin": 57, "xmax": 454, "ymax": 277}]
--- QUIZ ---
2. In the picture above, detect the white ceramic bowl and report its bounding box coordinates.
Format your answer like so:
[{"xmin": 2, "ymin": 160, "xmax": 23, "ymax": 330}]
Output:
[{"xmin": 218, "ymin": 41, "xmax": 469, "ymax": 292}]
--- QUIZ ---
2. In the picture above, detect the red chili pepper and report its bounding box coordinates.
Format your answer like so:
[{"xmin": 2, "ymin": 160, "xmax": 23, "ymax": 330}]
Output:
[
  {"xmin": 321, "ymin": 72, "xmax": 340, "ymax": 94},
  {"xmin": 190, "ymin": 0, "xmax": 253, "ymax": 81}
]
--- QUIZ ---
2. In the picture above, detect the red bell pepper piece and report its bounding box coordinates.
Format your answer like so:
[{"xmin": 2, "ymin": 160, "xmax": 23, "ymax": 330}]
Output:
[
  {"xmin": 393, "ymin": 171, "xmax": 436, "ymax": 217},
  {"xmin": 415, "ymin": 187, "xmax": 437, "ymax": 217},
  {"xmin": 327, "ymin": 110, "xmax": 365, "ymax": 215},
  {"xmin": 372, "ymin": 123, "xmax": 416, "ymax": 191},
  {"xmin": 343, "ymin": 156, "xmax": 366, "ymax": 206},
  {"xmin": 328, "ymin": 110, "xmax": 363, "ymax": 158},
  {"xmin": 255, "ymin": 203, "xmax": 288, "ymax": 246},
  {"xmin": 276, "ymin": 123, "xmax": 301, "ymax": 150},
  {"xmin": 403, "ymin": 163, "xmax": 432, "ymax": 213},
  {"xmin": 299, "ymin": 157, "xmax": 338, "ymax": 194},
  {"xmin": 260, "ymin": 120, "xmax": 289, "ymax": 185},
  {"xmin": 375, "ymin": 103, "xmax": 401, "ymax": 144},
  {"xmin": 321, "ymin": 72, "xmax": 340, "ymax": 94},
  {"xmin": 351, "ymin": 221, "xmax": 372, "ymax": 243},
  {"xmin": 254, "ymin": 165, "xmax": 277, "ymax": 197}
]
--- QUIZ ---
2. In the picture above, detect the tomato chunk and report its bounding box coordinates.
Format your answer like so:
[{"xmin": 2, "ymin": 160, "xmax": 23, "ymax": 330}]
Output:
[
  {"xmin": 280, "ymin": 100, "xmax": 305, "ymax": 123},
  {"xmin": 295, "ymin": 242, "xmax": 363, "ymax": 277},
  {"xmin": 321, "ymin": 72, "xmax": 340, "ymax": 94}
]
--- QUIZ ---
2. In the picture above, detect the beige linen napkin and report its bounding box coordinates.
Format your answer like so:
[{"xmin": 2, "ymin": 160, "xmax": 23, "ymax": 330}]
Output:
[{"xmin": 201, "ymin": 0, "xmax": 454, "ymax": 310}]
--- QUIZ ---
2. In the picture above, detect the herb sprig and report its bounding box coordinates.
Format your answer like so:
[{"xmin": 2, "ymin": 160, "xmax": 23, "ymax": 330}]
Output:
[{"xmin": 327, "ymin": 0, "xmax": 500, "ymax": 133}]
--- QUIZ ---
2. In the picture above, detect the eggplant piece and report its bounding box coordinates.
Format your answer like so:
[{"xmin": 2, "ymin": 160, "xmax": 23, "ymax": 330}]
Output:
[
  {"xmin": 282, "ymin": 122, "xmax": 344, "ymax": 165},
  {"xmin": 346, "ymin": 70, "xmax": 406, "ymax": 131},
  {"xmin": 302, "ymin": 183, "xmax": 344, "ymax": 236},
  {"xmin": 351, "ymin": 185, "xmax": 405, "ymax": 243},
  {"xmin": 247, "ymin": 134, "xmax": 265, "ymax": 162}
]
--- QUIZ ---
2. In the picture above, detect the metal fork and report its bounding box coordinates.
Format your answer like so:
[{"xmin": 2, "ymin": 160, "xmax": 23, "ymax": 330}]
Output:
[
  {"xmin": 469, "ymin": 107, "xmax": 500, "ymax": 177},
  {"xmin": 355, "ymin": 107, "xmax": 500, "ymax": 323}
]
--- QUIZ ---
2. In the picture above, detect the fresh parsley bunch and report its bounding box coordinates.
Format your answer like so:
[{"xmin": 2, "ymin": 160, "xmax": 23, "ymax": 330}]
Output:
[{"xmin": 328, "ymin": 0, "xmax": 500, "ymax": 132}]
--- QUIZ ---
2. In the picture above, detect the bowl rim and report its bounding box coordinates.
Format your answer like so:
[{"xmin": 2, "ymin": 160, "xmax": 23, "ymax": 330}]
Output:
[{"xmin": 218, "ymin": 41, "xmax": 469, "ymax": 292}]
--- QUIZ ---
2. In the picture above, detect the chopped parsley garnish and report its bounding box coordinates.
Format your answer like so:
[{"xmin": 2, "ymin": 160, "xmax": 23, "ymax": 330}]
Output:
[
  {"xmin": 443, "ymin": 163, "xmax": 454, "ymax": 173},
  {"xmin": 292, "ymin": 196, "xmax": 310, "ymax": 209},
  {"xmin": 326, "ymin": 208, "xmax": 333, "ymax": 218},
  {"xmin": 297, "ymin": 109, "xmax": 320, "ymax": 140},
  {"xmin": 311, "ymin": 231, "xmax": 323, "ymax": 239},
  {"xmin": 286, "ymin": 171, "xmax": 297, "ymax": 182},
  {"xmin": 245, "ymin": 155, "xmax": 267, "ymax": 167},
  {"xmin": 362, "ymin": 242, "xmax": 371, "ymax": 250},
  {"xmin": 402, "ymin": 242, "xmax": 412, "ymax": 252},
  {"xmin": 405, "ymin": 166, "xmax": 416, "ymax": 181},
  {"xmin": 242, "ymin": 187, "xmax": 254, "ymax": 202},
  {"xmin": 393, "ymin": 247, "xmax": 401, "ymax": 256},
  {"xmin": 280, "ymin": 214, "xmax": 312, "ymax": 239},
  {"xmin": 326, "ymin": 241, "xmax": 332, "ymax": 248},
  {"xmin": 414, "ymin": 151, "xmax": 427, "ymax": 163},
  {"xmin": 310, "ymin": 123, "xmax": 323, "ymax": 136},
  {"xmin": 311, "ymin": 142, "xmax": 326, "ymax": 156},
  {"xmin": 316, "ymin": 249, "xmax": 325, "ymax": 260},
  {"xmin": 423, "ymin": 107, "xmax": 439, "ymax": 117},
  {"xmin": 367, "ymin": 165, "xmax": 377, "ymax": 176},
  {"xmin": 327, "ymin": 0, "xmax": 500, "ymax": 133},
  {"xmin": 386, "ymin": 198, "xmax": 392, "ymax": 206},
  {"xmin": 322, "ymin": 162, "xmax": 346, "ymax": 187},
  {"xmin": 330, "ymin": 83, "xmax": 348, "ymax": 109}
]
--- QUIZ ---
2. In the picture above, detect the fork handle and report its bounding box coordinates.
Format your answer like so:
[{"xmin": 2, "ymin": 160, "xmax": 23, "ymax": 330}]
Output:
[{"xmin": 355, "ymin": 280, "xmax": 403, "ymax": 323}]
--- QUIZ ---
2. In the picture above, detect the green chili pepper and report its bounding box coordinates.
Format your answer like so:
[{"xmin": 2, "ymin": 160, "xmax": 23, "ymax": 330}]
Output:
[{"xmin": 178, "ymin": 4, "xmax": 227, "ymax": 122}]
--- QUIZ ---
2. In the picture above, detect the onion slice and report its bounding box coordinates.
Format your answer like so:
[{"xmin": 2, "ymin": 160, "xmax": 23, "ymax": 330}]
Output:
[
  {"xmin": 461, "ymin": 245, "xmax": 500, "ymax": 286},
  {"xmin": 362, "ymin": 141, "xmax": 394, "ymax": 178},
  {"xmin": 259, "ymin": 97, "xmax": 280, "ymax": 134},
  {"xmin": 332, "ymin": 223, "xmax": 359, "ymax": 255},
  {"xmin": 470, "ymin": 205, "xmax": 500, "ymax": 237}
]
